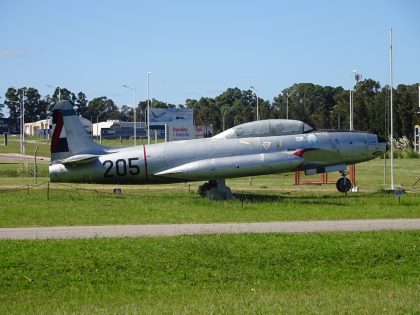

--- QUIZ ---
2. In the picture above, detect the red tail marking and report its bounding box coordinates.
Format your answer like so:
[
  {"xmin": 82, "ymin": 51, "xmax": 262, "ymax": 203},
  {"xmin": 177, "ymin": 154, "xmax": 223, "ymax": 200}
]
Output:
[{"xmin": 51, "ymin": 112, "xmax": 64, "ymax": 153}]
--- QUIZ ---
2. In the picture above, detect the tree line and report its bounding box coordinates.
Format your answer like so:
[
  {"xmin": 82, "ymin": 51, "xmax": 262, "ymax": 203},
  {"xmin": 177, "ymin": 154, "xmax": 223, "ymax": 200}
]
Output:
[{"xmin": 1, "ymin": 80, "xmax": 419, "ymax": 140}]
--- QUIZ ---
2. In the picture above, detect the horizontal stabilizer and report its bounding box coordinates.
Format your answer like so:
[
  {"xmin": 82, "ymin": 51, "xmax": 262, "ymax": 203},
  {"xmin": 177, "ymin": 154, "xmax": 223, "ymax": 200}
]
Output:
[{"xmin": 59, "ymin": 154, "xmax": 99, "ymax": 165}]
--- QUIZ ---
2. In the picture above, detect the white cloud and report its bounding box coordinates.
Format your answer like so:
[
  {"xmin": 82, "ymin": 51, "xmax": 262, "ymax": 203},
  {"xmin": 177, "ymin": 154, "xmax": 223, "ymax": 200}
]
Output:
[{"xmin": 0, "ymin": 49, "xmax": 24, "ymax": 57}]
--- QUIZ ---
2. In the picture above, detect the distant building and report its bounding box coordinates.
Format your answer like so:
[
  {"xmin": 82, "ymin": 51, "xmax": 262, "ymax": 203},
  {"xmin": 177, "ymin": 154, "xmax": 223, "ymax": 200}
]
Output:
[
  {"xmin": 92, "ymin": 121, "xmax": 147, "ymax": 139},
  {"xmin": 24, "ymin": 119, "xmax": 51, "ymax": 138},
  {"xmin": 26, "ymin": 117, "xmax": 92, "ymax": 138},
  {"xmin": 93, "ymin": 109, "xmax": 211, "ymax": 142},
  {"xmin": 0, "ymin": 118, "xmax": 20, "ymax": 134}
]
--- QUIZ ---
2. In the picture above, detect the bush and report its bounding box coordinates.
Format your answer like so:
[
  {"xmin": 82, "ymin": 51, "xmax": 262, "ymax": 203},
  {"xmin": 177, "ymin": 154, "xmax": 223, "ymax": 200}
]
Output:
[{"xmin": 383, "ymin": 136, "xmax": 420, "ymax": 159}]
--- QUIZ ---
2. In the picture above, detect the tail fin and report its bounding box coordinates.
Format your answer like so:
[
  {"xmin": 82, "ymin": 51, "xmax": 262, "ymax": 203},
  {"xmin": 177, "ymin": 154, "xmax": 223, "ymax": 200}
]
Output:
[{"xmin": 50, "ymin": 101, "xmax": 106, "ymax": 163}]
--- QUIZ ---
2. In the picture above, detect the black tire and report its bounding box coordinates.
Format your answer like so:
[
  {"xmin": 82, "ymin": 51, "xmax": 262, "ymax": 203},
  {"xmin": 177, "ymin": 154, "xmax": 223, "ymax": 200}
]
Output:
[
  {"xmin": 197, "ymin": 182, "xmax": 217, "ymax": 197},
  {"xmin": 336, "ymin": 177, "xmax": 352, "ymax": 193}
]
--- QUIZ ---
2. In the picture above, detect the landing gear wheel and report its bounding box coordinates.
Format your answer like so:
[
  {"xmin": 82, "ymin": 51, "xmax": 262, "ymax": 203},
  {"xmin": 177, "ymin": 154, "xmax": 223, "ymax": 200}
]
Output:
[
  {"xmin": 197, "ymin": 180, "xmax": 234, "ymax": 200},
  {"xmin": 336, "ymin": 177, "xmax": 352, "ymax": 193},
  {"xmin": 197, "ymin": 181, "xmax": 217, "ymax": 197}
]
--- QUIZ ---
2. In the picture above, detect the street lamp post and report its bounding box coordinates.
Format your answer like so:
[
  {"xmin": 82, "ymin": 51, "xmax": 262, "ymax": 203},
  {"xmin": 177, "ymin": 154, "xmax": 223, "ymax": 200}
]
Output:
[
  {"xmin": 96, "ymin": 110, "xmax": 107, "ymax": 144},
  {"xmin": 250, "ymin": 86, "xmax": 259, "ymax": 121},
  {"xmin": 122, "ymin": 85, "xmax": 137, "ymax": 146},
  {"xmin": 47, "ymin": 85, "xmax": 61, "ymax": 101},
  {"xmin": 147, "ymin": 72, "xmax": 151, "ymax": 145}
]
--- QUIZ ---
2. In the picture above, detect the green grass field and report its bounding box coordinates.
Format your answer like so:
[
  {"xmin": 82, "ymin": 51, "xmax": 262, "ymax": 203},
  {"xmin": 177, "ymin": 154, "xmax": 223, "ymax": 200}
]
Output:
[
  {"xmin": 1, "ymin": 231, "xmax": 419, "ymax": 314},
  {"xmin": 0, "ymin": 158, "xmax": 419, "ymax": 227},
  {"xmin": 1, "ymin": 184, "xmax": 419, "ymax": 227},
  {"xmin": 1, "ymin": 137, "xmax": 419, "ymax": 313}
]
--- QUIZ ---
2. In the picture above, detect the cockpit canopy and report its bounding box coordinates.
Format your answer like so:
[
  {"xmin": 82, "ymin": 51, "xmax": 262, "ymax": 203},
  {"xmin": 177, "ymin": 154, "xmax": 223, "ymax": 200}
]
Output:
[{"xmin": 213, "ymin": 119, "xmax": 315, "ymax": 139}]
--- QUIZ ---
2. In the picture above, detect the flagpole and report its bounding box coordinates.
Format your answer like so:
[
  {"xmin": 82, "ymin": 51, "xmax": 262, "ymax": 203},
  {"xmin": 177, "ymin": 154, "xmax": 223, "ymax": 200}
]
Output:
[{"xmin": 389, "ymin": 27, "xmax": 394, "ymax": 190}]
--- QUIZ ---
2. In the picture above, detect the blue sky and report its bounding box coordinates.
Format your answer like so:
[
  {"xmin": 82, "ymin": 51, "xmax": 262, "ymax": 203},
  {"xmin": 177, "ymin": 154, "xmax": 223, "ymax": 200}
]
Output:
[{"xmin": 1, "ymin": 0, "xmax": 419, "ymax": 112}]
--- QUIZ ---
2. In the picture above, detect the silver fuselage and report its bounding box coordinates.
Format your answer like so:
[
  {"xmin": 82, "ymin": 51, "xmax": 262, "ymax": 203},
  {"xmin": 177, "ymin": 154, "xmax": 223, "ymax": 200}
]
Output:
[{"xmin": 49, "ymin": 131, "xmax": 387, "ymax": 184}]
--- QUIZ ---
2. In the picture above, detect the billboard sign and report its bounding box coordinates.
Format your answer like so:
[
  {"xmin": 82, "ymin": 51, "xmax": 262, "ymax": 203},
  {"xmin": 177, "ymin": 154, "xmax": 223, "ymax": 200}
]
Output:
[{"xmin": 149, "ymin": 109, "xmax": 193, "ymax": 124}]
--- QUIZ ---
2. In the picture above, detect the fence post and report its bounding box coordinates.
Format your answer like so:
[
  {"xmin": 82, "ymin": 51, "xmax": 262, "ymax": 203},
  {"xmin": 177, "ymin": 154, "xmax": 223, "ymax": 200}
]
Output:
[{"xmin": 34, "ymin": 146, "xmax": 38, "ymax": 184}]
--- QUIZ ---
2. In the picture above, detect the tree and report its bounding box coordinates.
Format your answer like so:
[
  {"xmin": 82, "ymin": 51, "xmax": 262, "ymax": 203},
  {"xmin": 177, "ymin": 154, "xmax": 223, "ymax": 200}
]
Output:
[
  {"xmin": 24, "ymin": 87, "xmax": 42, "ymax": 122},
  {"xmin": 4, "ymin": 87, "xmax": 46, "ymax": 122},
  {"xmin": 331, "ymin": 90, "xmax": 350, "ymax": 130},
  {"xmin": 150, "ymin": 99, "xmax": 176, "ymax": 109},
  {"xmin": 51, "ymin": 87, "xmax": 75, "ymax": 103},
  {"xmin": 351, "ymin": 79, "xmax": 381, "ymax": 132},
  {"xmin": 393, "ymin": 84, "xmax": 419, "ymax": 140},
  {"xmin": 37, "ymin": 95, "xmax": 52, "ymax": 120},
  {"xmin": 86, "ymin": 97, "xmax": 119, "ymax": 122},
  {"xmin": 119, "ymin": 104, "xmax": 133, "ymax": 121},
  {"xmin": 0, "ymin": 98, "xmax": 3, "ymax": 118},
  {"xmin": 215, "ymin": 88, "xmax": 256, "ymax": 131},
  {"xmin": 4, "ymin": 87, "xmax": 21, "ymax": 120},
  {"xmin": 75, "ymin": 92, "xmax": 89, "ymax": 117}
]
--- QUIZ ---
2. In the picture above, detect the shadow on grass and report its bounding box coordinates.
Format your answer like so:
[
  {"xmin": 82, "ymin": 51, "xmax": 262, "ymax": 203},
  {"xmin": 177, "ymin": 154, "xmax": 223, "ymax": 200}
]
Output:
[{"xmin": 233, "ymin": 191, "xmax": 387, "ymax": 206}]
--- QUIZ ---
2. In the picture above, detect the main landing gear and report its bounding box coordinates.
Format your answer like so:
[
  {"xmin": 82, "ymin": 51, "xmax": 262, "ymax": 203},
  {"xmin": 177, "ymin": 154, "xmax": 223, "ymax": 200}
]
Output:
[
  {"xmin": 336, "ymin": 171, "xmax": 352, "ymax": 193},
  {"xmin": 198, "ymin": 179, "xmax": 234, "ymax": 200}
]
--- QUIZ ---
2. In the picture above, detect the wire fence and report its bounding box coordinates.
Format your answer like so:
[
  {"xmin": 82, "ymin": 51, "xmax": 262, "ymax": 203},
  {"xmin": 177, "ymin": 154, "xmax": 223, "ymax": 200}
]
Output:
[
  {"xmin": 1, "ymin": 178, "xmax": 419, "ymax": 200},
  {"xmin": 0, "ymin": 180, "xmax": 197, "ymax": 199}
]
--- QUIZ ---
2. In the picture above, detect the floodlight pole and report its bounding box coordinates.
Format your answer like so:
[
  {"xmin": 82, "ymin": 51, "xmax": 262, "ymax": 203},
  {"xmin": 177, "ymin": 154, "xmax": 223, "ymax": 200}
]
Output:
[
  {"xmin": 147, "ymin": 72, "xmax": 151, "ymax": 145},
  {"xmin": 122, "ymin": 85, "xmax": 137, "ymax": 146},
  {"xmin": 349, "ymin": 70, "xmax": 360, "ymax": 131}
]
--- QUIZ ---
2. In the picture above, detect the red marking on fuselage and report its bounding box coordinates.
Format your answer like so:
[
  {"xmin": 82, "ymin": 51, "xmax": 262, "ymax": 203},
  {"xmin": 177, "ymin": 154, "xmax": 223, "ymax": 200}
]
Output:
[
  {"xmin": 293, "ymin": 149, "xmax": 305, "ymax": 157},
  {"xmin": 51, "ymin": 111, "xmax": 64, "ymax": 153},
  {"xmin": 143, "ymin": 144, "xmax": 149, "ymax": 182}
]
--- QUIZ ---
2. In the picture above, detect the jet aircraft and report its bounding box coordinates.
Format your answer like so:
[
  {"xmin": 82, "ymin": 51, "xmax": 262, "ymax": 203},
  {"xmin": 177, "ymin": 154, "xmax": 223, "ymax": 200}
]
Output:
[{"xmin": 49, "ymin": 101, "xmax": 388, "ymax": 199}]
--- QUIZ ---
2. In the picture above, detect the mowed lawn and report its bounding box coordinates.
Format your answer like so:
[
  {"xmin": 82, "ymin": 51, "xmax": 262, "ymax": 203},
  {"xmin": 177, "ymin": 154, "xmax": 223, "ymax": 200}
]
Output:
[
  {"xmin": 0, "ymin": 158, "xmax": 419, "ymax": 227},
  {"xmin": 1, "ymin": 142, "xmax": 419, "ymax": 314},
  {"xmin": 1, "ymin": 186, "xmax": 420, "ymax": 227},
  {"xmin": 1, "ymin": 231, "xmax": 419, "ymax": 314}
]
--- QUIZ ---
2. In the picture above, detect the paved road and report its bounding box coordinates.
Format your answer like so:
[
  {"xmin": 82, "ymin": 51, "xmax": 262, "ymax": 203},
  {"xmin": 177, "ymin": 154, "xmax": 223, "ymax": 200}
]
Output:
[
  {"xmin": 1, "ymin": 219, "xmax": 419, "ymax": 240},
  {"xmin": 0, "ymin": 153, "xmax": 50, "ymax": 162}
]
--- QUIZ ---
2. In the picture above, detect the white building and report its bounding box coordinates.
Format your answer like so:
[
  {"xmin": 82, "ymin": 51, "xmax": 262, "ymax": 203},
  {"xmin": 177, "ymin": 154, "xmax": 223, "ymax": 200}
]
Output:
[{"xmin": 25, "ymin": 117, "xmax": 92, "ymax": 138}]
